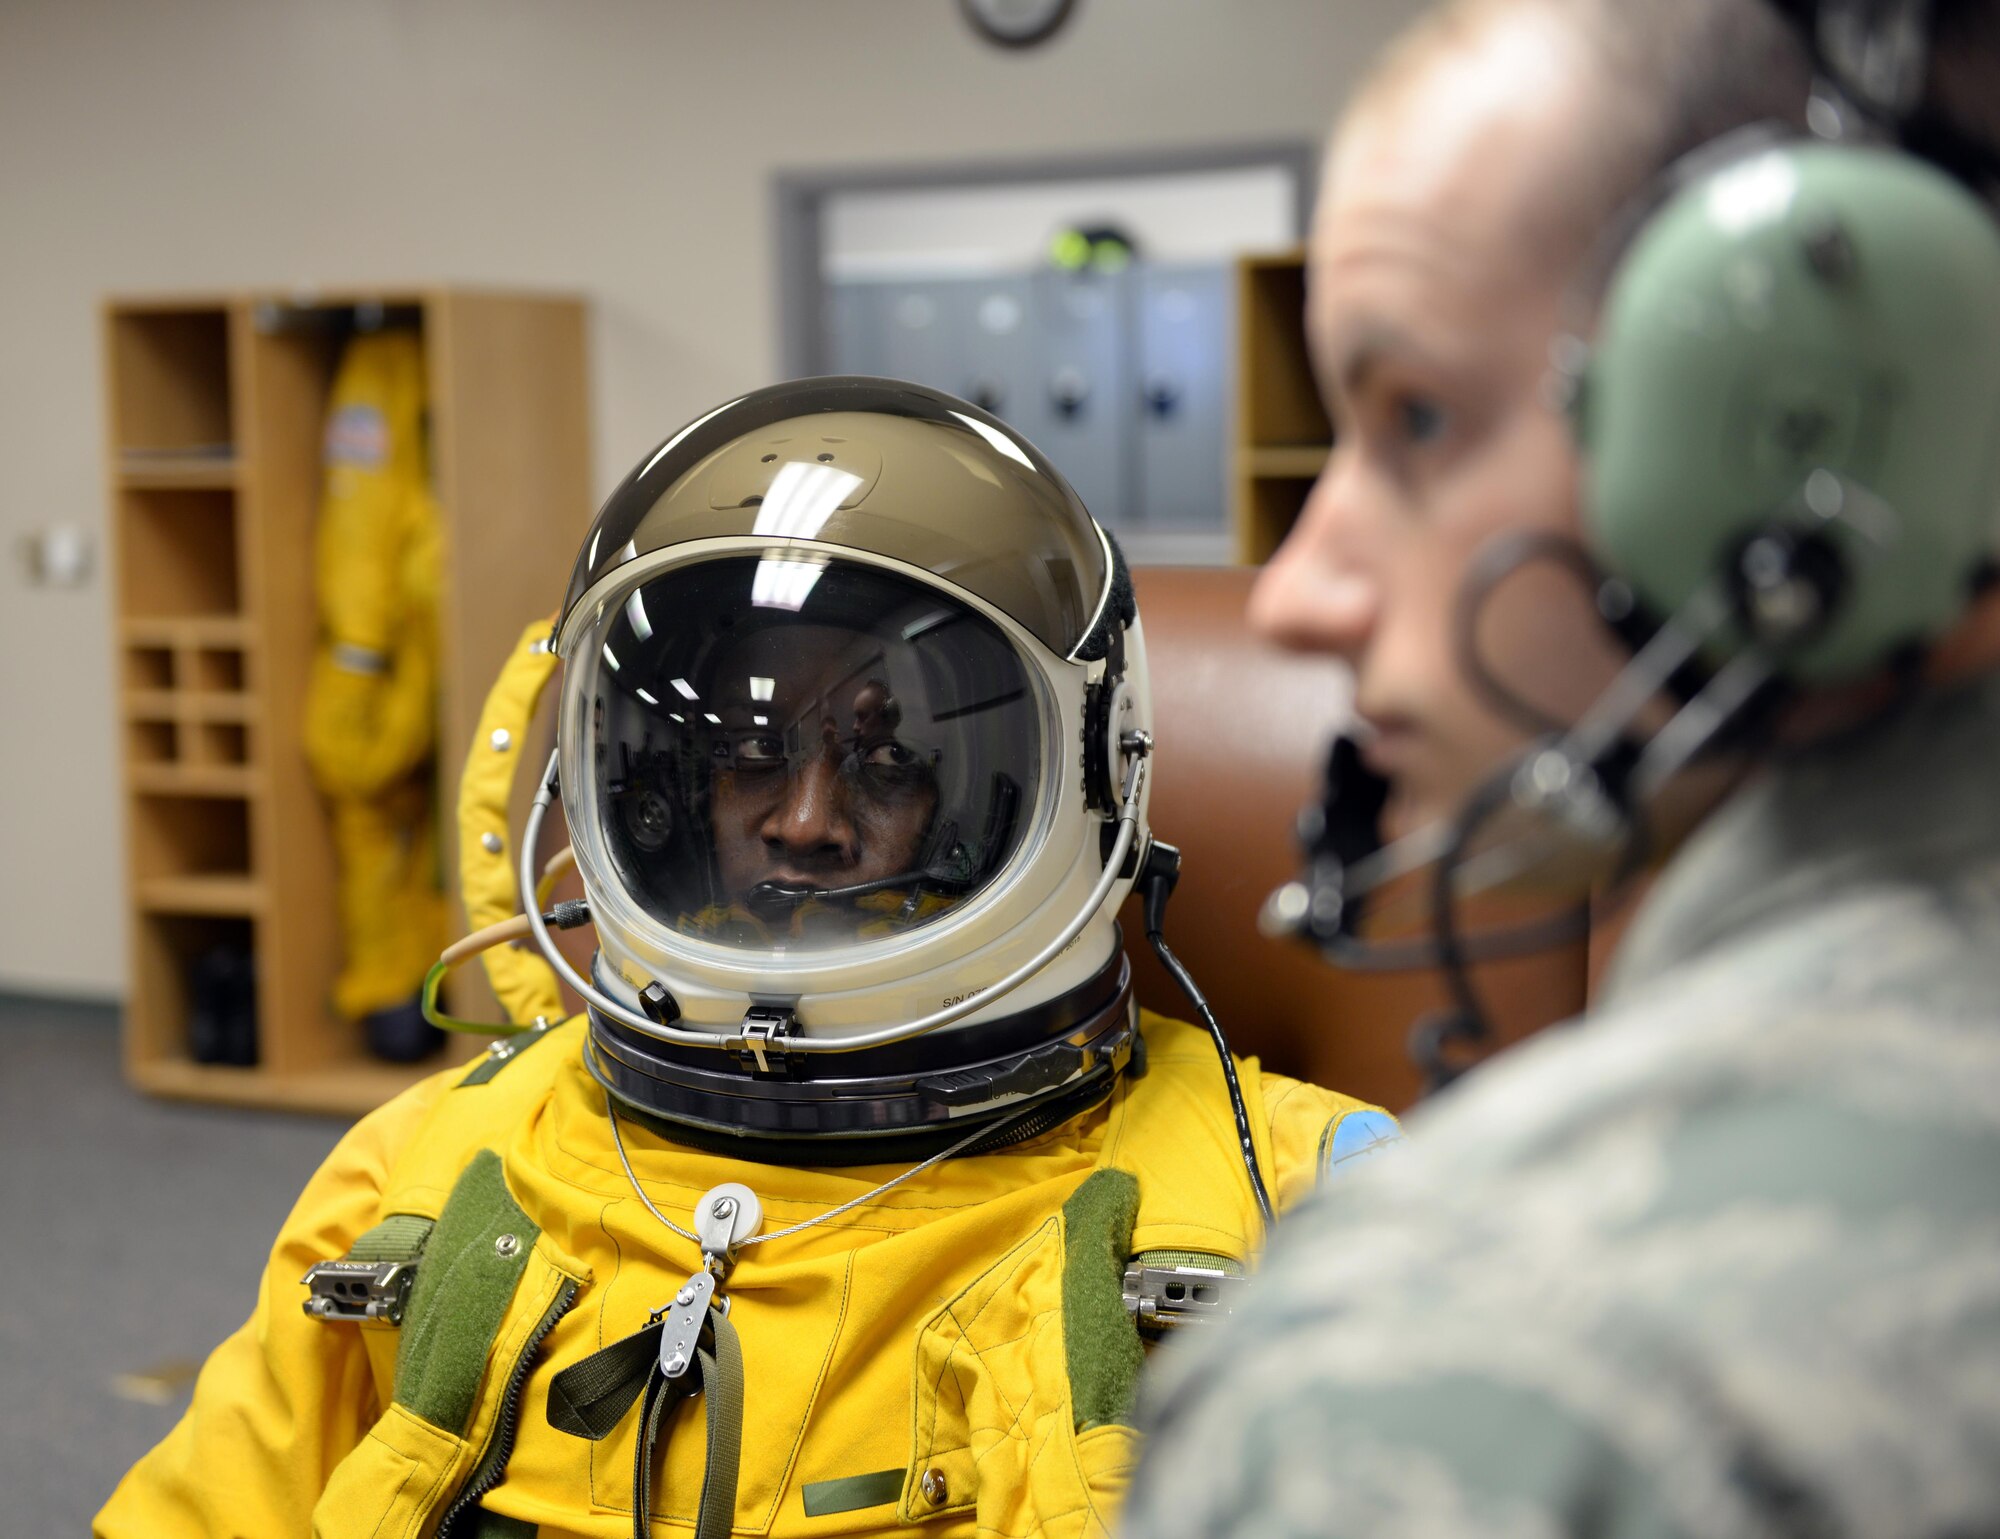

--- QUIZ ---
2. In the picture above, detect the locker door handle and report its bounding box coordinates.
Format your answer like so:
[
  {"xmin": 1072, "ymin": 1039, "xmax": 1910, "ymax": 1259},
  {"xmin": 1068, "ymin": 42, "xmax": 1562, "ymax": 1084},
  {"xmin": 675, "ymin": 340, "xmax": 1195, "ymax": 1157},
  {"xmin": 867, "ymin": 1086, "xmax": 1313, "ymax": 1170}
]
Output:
[
  {"xmin": 1051, "ymin": 367, "xmax": 1089, "ymax": 421},
  {"xmin": 967, "ymin": 377, "xmax": 1005, "ymax": 415},
  {"xmin": 1143, "ymin": 373, "xmax": 1182, "ymax": 420}
]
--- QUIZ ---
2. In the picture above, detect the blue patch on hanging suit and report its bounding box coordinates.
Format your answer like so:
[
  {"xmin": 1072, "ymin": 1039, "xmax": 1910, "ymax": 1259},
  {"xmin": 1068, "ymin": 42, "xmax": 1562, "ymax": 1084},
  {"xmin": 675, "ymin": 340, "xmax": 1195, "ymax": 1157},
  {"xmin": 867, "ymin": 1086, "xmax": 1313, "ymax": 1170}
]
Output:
[{"xmin": 325, "ymin": 404, "xmax": 390, "ymax": 467}]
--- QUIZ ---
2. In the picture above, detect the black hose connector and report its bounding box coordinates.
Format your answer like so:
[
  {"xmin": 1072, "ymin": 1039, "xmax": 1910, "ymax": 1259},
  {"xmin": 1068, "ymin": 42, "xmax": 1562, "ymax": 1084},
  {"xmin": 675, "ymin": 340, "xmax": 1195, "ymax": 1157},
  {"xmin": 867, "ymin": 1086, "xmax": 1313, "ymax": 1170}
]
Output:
[
  {"xmin": 1140, "ymin": 839, "xmax": 1181, "ymax": 939},
  {"xmin": 543, "ymin": 899, "xmax": 592, "ymax": 930}
]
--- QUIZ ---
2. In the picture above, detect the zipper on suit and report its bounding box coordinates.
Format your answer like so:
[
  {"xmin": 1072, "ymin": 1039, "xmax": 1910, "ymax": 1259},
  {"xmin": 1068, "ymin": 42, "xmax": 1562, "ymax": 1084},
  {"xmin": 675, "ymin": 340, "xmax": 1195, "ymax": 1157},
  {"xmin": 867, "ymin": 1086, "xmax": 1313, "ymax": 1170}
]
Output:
[{"xmin": 439, "ymin": 1277, "xmax": 581, "ymax": 1536}]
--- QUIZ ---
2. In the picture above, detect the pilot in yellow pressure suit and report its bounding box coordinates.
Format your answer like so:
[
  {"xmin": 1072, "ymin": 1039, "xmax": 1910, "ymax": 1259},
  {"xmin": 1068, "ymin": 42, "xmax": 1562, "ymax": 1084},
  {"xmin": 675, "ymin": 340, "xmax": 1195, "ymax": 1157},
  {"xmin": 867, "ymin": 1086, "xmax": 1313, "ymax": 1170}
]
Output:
[{"xmin": 96, "ymin": 378, "xmax": 1398, "ymax": 1539}]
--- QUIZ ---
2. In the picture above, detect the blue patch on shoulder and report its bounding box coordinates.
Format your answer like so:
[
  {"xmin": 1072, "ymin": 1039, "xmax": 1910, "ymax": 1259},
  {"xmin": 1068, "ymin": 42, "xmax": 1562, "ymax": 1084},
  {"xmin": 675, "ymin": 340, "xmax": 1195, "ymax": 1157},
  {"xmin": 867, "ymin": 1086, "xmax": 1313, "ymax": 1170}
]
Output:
[{"xmin": 1325, "ymin": 1109, "xmax": 1401, "ymax": 1175}]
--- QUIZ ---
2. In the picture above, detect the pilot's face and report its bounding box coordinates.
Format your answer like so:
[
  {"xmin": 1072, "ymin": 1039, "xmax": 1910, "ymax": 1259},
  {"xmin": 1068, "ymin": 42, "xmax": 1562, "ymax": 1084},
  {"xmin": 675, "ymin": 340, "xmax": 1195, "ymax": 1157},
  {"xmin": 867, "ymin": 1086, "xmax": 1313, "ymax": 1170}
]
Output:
[{"xmin": 707, "ymin": 634, "xmax": 937, "ymax": 908}]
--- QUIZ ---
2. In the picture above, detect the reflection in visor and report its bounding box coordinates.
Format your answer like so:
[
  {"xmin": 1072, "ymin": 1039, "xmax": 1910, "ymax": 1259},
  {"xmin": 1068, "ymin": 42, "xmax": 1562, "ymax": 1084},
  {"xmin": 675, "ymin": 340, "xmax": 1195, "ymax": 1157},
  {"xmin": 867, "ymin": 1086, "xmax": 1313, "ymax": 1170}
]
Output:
[{"xmin": 579, "ymin": 556, "xmax": 1043, "ymax": 954}]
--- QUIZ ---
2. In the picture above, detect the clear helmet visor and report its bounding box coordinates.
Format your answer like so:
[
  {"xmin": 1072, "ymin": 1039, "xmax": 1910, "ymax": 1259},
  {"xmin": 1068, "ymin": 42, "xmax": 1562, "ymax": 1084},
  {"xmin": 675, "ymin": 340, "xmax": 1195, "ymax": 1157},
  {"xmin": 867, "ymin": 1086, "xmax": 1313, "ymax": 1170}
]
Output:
[{"xmin": 566, "ymin": 554, "xmax": 1045, "ymax": 955}]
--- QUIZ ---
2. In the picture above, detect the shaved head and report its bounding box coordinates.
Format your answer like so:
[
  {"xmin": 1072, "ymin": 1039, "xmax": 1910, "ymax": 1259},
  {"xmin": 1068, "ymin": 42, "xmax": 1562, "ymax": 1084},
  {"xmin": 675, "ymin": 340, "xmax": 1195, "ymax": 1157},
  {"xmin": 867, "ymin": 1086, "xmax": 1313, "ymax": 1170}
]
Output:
[{"xmin": 1338, "ymin": 0, "xmax": 1814, "ymax": 274}]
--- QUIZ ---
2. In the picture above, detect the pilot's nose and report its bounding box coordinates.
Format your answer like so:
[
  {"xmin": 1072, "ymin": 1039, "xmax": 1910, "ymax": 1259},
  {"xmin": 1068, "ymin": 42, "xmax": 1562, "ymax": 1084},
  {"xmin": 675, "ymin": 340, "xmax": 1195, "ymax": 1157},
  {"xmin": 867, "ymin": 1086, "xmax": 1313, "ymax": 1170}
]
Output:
[{"xmin": 760, "ymin": 744, "xmax": 857, "ymax": 864}]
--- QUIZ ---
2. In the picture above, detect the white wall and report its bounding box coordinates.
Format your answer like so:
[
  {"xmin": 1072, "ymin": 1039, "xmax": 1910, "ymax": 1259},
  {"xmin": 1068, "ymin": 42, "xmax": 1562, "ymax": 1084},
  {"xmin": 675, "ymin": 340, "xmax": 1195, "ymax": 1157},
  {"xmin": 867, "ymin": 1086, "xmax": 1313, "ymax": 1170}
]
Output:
[
  {"xmin": 824, "ymin": 164, "xmax": 1299, "ymax": 277},
  {"xmin": 0, "ymin": 0, "xmax": 1416, "ymax": 997}
]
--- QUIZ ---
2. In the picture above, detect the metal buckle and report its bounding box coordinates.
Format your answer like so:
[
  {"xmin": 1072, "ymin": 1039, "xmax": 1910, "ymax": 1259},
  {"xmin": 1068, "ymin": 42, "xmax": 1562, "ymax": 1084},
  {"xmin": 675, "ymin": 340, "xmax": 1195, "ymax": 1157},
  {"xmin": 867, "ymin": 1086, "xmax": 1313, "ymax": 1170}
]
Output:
[
  {"xmin": 651, "ymin": 1269, "xmax": 716, "ymax": 1380},
  {"xmin": 301, "ymin": 1259, "xmax": 417, "ymax": 1324},
  {"xmin": 1121, "ymin": 1263, "xmax": 1247, "ymax": 1334},
  {"xmin": 736, "ymin": 1008, "xmax": 795, "ymax": 1075}
]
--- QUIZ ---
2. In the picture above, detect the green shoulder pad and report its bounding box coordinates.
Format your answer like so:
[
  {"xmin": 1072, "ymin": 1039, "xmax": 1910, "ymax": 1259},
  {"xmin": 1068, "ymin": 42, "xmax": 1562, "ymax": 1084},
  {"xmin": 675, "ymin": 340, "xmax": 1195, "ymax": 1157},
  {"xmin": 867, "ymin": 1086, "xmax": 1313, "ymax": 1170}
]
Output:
[
  {"xmin": 1062, "ymin": 1168, "xmax": 1143, "ymax": 1431},
  {"xmin": 394, "ymin": 1150, "xmax": 540, "ymax": 1434}
]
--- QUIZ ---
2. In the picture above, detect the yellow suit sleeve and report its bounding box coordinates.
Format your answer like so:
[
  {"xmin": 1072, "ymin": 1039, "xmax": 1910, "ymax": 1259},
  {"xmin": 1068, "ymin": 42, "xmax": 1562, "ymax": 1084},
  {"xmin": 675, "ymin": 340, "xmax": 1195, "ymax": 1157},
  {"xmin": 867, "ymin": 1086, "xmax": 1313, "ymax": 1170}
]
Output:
[
  {"xmin": 93, "ymin": 1072, "xmax": 455, "ymax": 1539},
  {"xmin": 1257, "ymin": 1073, "xmax": 1401, "ymax": 1215},
  {"xmin": 458, "ymin": 616, "xmax": 564, "ymax": 1028}
]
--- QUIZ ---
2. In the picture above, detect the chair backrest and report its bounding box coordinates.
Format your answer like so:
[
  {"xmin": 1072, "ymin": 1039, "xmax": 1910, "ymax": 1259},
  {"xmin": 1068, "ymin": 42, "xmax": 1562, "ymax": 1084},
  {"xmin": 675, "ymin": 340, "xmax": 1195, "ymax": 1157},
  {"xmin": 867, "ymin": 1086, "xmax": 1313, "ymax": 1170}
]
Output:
[{"xmin": 1118, "ymin": 567, "xmax": 1592, "ymax": 1112}]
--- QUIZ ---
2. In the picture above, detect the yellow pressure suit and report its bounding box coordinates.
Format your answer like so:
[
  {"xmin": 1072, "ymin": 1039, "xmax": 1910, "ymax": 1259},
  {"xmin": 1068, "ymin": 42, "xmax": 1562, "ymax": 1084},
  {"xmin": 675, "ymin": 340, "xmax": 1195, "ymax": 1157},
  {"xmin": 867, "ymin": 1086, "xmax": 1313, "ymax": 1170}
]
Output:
[
  {"xmin": 99, "ymin": 624, "xmax": 1395, "ymax": 1539},
  {"xmin": 303, "ymin": 328, "xmax": 447, "ymax": 1024},
  {"xmin": 95, "ymin": 1011, "xmax": 1382, "ymax": 1539}
]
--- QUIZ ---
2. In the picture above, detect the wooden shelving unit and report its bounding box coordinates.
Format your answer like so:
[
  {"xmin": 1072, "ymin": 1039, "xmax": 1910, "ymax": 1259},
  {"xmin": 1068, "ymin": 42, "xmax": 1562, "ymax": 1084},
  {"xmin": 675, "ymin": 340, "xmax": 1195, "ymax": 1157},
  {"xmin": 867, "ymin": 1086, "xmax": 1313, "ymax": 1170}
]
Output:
[
  {"xmin": 104, "ymin": 289, "xmax": 592, "ymax": 1116},
  {"xmin": 1232, "ymin": 249, "xmax": 1332, "ymax": 563}
]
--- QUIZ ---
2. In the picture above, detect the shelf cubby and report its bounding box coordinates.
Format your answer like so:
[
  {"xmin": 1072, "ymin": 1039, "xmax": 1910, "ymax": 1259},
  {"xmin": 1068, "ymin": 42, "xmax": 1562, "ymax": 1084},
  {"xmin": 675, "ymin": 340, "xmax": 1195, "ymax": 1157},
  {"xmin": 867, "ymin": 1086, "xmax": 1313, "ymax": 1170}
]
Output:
[
  {"xmin": 117, "ymin": 487, "xmax": 242, "ymax": 618},
  {"xmin": 128, "ymin": 792, "xmax": 253, "ymax": 883},
  {"xmin": 108, "ymin": 307, "xmax": 234, "ymax": 460},
  {"xmin": 191, "ymin": 645, "xmax": 247, "ymax": 693},
  {"xmin": 128, "ymin": 911, "xmax": 258, "ymax": 1069},
  {"xmin": 127, "ymin": 719, "xmax": 180, "ymax": 766}
]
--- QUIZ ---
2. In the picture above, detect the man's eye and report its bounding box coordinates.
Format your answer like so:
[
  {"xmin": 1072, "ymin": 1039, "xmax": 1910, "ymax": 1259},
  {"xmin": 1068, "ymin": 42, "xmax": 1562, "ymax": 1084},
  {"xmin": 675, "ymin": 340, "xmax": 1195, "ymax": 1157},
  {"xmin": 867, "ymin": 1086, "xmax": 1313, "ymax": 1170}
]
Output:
[
  {"xmin": 1397, "ymin": 395, "xmax": 1447, "ymax": 445},
  {"xmin": 863, "ymin": 739, "xmax": 916, "ymax": 768},
  {"xmin": 728, "ymin": 734, "xmax": 785, "ymax": 766}
]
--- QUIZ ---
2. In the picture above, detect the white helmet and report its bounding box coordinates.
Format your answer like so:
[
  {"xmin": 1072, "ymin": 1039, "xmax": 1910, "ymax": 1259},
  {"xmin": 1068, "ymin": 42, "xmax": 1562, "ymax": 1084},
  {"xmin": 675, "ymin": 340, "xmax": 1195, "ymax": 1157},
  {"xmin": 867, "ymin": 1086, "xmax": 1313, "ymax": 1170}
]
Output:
[{"xmin": 538, "ymin": 378, "xmax": 1154, "ymax": 1155}]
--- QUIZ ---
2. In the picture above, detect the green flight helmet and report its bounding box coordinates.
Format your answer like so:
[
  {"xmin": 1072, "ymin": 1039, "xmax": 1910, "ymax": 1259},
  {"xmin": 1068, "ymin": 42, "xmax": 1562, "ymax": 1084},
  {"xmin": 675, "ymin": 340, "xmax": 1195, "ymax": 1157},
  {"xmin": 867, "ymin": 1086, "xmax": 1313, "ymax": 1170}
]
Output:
[{"xmin": 1576, "ymin": 141, "xmax": 2000, "ymax": 684}]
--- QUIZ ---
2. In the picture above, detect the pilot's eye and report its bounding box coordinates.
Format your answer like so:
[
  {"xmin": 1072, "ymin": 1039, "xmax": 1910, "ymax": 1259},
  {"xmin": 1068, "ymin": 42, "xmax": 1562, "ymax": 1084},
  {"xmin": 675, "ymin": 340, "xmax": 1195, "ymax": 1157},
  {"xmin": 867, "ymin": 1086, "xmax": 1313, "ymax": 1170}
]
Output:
[{"xmin": 863, "ymin": 739, "xmax": 916, "ymax": 768}]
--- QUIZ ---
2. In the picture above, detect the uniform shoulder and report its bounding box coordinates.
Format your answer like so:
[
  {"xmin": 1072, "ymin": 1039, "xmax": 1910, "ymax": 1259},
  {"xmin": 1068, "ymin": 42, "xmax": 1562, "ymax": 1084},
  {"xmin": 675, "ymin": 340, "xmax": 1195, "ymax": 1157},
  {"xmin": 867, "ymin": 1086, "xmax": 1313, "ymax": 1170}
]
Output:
[{"xmin": 367, "ymin": 1015, "xmax": 586, "ymax": 1213}]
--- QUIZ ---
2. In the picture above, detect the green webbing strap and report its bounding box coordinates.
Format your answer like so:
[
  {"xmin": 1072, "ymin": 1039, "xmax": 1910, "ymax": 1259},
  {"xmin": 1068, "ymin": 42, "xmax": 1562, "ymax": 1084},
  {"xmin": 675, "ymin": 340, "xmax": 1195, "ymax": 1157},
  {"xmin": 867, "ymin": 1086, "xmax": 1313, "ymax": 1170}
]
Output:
[
  {"xmin": 345, "ymin": 1213, "xmax": 434, "ymax": 1266},
  {"xmin": 549, "ymin": 1305, "xmax": 742, "ymax": 1539},
  {"xmin": 694, "ymin": 1309, "xmax": 743, "ymax": 1539},
  {"xmin": 801, "ymin": 1468, "xmax": 906, "ymax": 1517},
  {"xmin": 634, "ymin": 1369, "xmax": 681, "ymax": 1539},
  {"xmin": 1133, "ymin": 1248, "xmax": 1245, "ymax": 1277},
  {"xmin": 546, "ymin": 1319, "xmax": 663, "ymax": 1440}
]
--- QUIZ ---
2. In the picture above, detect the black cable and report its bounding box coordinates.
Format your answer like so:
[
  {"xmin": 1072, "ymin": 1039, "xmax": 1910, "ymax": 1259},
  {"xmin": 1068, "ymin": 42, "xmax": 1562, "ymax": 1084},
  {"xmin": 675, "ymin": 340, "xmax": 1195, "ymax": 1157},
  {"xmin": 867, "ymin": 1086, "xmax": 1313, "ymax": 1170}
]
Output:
[
  {"xmin": 1454, "ymin": 531, "xmax": 1607, "ymax": 738},
  {"xmin": 1141, "ymin": 843, "xmax": 1278, "ymax": 1230},
  {"xmin": 1406, "ymin": 760, "xmax": 1516, "ymax": 1093}
]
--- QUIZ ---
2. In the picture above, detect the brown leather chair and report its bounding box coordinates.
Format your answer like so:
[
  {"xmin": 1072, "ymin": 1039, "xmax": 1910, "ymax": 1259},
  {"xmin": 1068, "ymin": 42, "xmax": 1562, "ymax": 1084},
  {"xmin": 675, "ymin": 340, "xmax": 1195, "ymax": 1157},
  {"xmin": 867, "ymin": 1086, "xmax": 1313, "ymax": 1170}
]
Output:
[{"xmin": 1118, "ymin": 567, "xmax": 1591, "ymax": 1112}]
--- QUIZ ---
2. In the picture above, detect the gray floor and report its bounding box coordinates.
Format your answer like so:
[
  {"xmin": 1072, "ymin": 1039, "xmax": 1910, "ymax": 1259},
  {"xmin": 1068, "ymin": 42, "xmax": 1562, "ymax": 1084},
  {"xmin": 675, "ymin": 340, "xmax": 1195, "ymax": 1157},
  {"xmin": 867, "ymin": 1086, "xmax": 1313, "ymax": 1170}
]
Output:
[{"xmin": 0, "ymin": 993, "xmax": 349, "ymax": 1534}]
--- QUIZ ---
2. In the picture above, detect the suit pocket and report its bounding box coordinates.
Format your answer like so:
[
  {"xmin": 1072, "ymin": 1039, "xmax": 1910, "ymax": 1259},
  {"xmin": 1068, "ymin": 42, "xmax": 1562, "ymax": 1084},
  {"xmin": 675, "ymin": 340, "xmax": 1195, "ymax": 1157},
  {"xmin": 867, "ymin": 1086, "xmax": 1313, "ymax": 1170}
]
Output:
[{"xmin": 311, "ymin": 1400, "xmax": 470, "ymax": 1539}]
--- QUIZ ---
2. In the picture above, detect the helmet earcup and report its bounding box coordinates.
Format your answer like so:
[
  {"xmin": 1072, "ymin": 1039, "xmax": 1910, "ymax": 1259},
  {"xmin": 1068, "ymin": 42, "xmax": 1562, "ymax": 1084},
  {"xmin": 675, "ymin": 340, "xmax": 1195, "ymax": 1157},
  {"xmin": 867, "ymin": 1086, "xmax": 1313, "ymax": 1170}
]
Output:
[{"xmin": 1576, "ymin": 142, "xmax": 2000, "ymax": 682}]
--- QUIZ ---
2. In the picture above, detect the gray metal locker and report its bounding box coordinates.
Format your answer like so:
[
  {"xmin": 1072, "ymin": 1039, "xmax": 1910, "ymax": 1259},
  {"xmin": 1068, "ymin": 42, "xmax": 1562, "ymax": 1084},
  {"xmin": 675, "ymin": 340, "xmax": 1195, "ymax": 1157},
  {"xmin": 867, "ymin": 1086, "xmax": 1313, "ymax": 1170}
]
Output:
[
  {"xmin": 1132, "ymin": 264, "xmax": 1231, "ymax": 536},
  {"xmin": 877, "ymin": 279, "xmax": 974, "ymax": 396},
  {"xmin": 954, "ymin": 276, "xmax": 1038, "ymax": 425},
  {"xmin": 825, "ymin": 264, "xmax": 1234, "ymax": 554},
  {"xmin": 1026, "ymin": 268, "xmax": 1130, "ymax": 529},
  {"xmin": 826, "ymin": 276, "xmax": 1040, "ymax": 427}
]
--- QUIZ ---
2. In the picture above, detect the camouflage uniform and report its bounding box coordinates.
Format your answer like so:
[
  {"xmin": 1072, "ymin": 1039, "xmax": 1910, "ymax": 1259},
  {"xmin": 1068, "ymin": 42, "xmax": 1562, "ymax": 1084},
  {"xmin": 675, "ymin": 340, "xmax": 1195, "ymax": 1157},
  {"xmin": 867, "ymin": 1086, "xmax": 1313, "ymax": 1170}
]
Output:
[{"xmin": 1123, "ymin": 676, "xmax": 2000, "ymax": 1539}]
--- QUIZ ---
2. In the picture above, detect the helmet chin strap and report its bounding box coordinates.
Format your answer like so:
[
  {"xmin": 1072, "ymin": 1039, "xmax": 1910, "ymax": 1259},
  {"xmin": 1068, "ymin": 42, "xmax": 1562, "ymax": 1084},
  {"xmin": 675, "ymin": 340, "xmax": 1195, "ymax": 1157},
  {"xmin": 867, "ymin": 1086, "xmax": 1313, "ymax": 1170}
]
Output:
[{"xmin": 521, "ymin": 747, "xmax": 1149, "ymax": 1057}]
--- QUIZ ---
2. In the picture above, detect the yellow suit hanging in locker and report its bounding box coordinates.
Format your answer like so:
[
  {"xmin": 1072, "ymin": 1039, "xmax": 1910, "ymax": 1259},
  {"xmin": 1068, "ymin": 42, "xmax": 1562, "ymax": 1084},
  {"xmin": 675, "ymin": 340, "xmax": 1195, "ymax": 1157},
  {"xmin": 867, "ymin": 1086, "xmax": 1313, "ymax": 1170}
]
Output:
[{"xmin": 303, "ymin": 326, "xmax": 447, "ymax": 1051}]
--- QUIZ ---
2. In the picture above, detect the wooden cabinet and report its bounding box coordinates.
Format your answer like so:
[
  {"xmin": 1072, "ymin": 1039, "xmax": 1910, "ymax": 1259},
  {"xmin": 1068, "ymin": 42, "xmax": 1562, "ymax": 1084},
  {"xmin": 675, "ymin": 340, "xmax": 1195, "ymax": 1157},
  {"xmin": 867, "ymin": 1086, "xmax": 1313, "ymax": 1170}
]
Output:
[
  {"xmin": 1232, "ymin": 249, "xmax": 1330, "ymax": 563},
  {"xmin": 103, "ymin": 290, "xmax": 591, "ymax": 1115}
]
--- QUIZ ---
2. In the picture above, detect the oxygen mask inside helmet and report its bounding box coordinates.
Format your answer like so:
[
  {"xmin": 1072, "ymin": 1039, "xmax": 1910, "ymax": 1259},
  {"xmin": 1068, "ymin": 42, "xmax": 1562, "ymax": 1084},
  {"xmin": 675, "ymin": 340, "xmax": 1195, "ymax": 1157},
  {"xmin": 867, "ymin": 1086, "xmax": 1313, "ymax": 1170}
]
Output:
[{"xmin": 567, "ymin": 554, "xmax": 1047, "ymax": 957}]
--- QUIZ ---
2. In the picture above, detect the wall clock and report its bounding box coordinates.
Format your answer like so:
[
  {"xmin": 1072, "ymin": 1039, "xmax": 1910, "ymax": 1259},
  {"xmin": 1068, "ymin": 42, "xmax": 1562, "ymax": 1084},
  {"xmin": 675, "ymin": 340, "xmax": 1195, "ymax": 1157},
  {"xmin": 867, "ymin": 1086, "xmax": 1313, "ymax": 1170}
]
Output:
[{"xmin": 959, "ymin": 0, "xmax": 1078, "ymax": 49}]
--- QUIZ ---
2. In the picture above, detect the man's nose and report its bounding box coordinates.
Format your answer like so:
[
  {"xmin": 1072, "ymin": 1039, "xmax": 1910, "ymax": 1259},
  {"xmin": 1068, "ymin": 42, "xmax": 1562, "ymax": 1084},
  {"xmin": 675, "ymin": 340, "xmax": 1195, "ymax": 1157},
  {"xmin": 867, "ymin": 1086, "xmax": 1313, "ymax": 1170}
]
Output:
[
  {"xmin": 1247, "ymin": 457, "xmax": 1380, "ymax": 661},
  {"xmin": 760, "ymin": 748, "xmax": 856, "ymax": 861}
]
